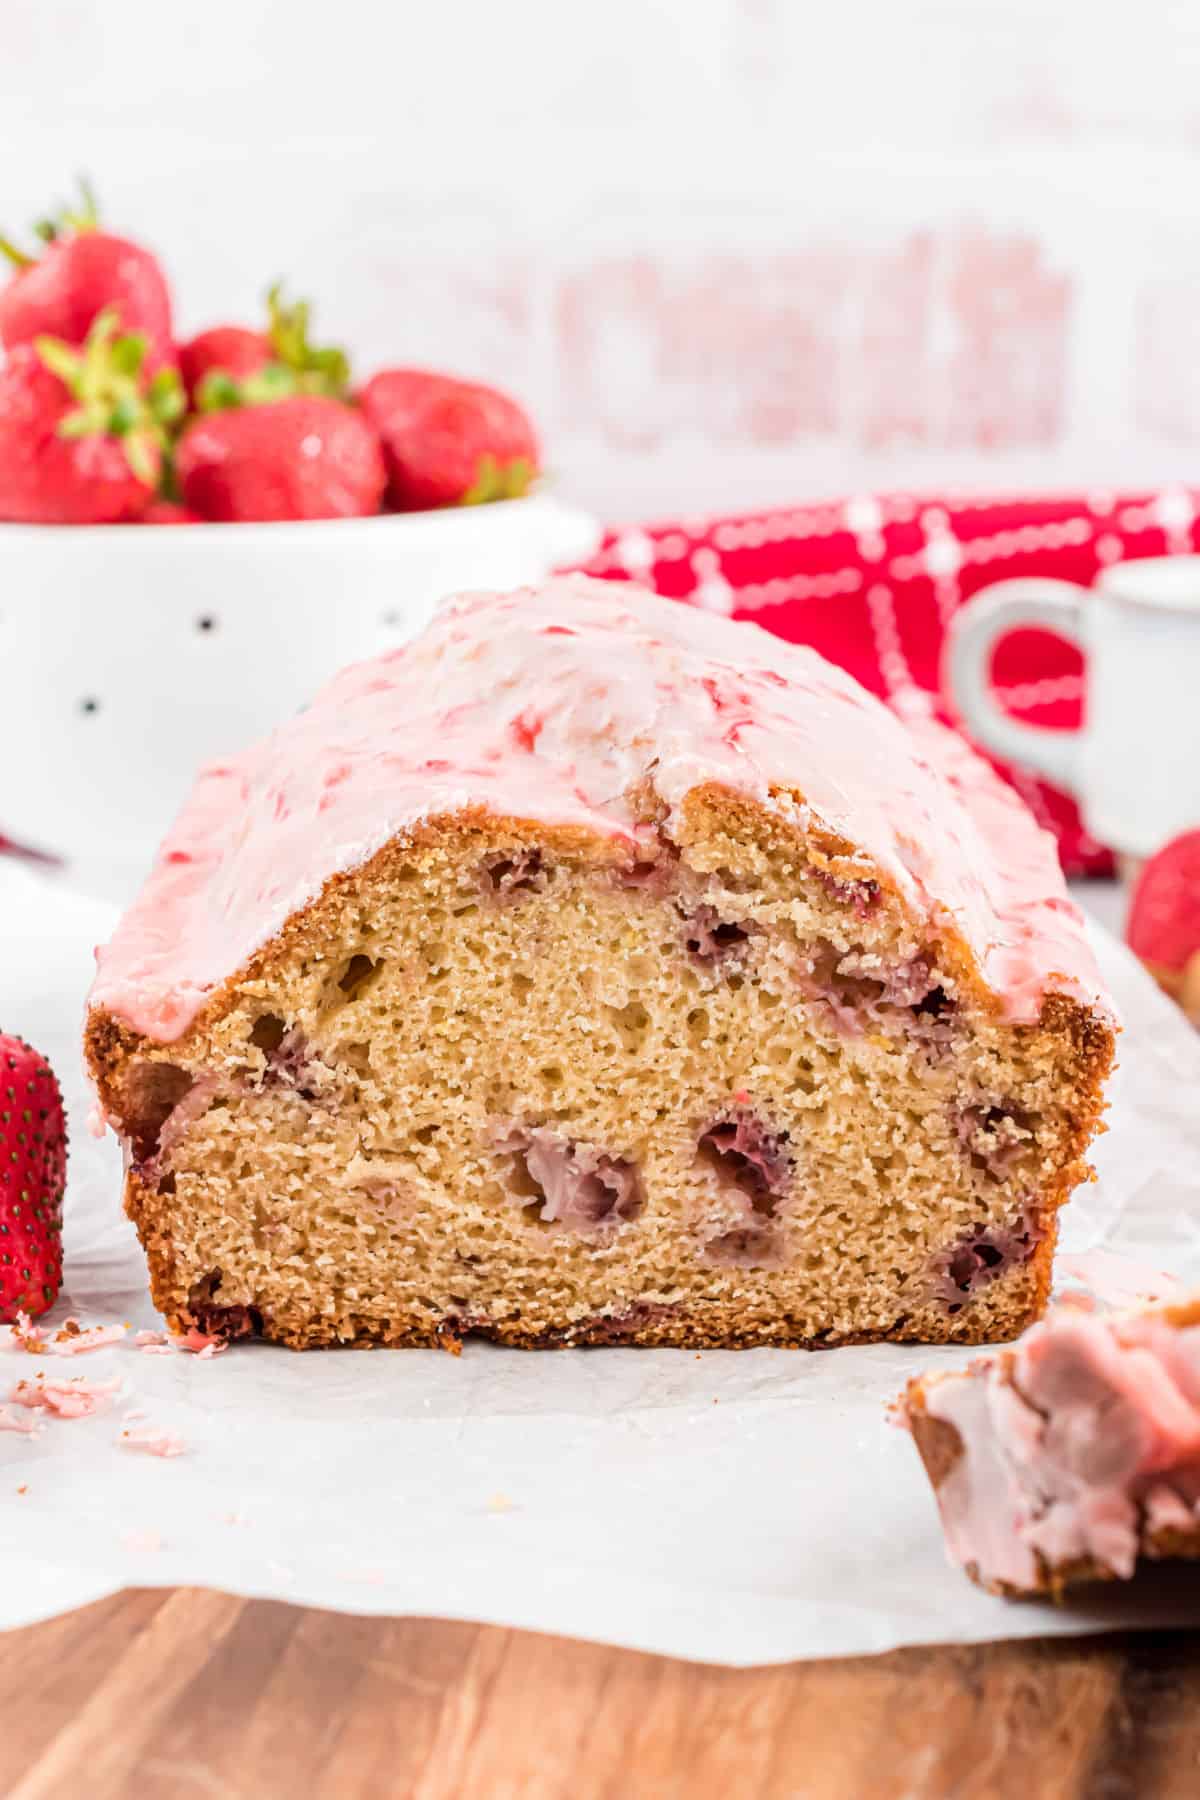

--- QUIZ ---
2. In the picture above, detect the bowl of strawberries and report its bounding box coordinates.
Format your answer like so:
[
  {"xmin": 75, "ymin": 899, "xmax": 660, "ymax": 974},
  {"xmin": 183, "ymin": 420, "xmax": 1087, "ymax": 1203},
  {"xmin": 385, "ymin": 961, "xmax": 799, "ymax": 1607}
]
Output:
[{"xmin": 0, "ymin": 186, "xmax": 598, "ymax": 897}]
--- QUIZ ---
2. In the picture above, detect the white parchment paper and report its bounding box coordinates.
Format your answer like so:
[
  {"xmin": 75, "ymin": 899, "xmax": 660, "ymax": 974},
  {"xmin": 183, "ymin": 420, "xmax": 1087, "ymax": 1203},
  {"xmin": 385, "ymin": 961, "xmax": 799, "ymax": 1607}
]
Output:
[{"xmin": 2, "ymin": 857, "xmax": 1200, "ymax": 1663}]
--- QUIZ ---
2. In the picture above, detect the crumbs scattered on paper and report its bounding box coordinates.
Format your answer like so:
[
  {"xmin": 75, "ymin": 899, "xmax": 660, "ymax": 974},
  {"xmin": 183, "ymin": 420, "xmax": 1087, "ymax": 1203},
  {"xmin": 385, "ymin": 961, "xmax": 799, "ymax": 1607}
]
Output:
[
  {"xmin": 118, "ymin": 1426, "xmax": 187, "ymax": 1459},
  {"xmin": 2, "ymin": 1317, "xmax": 128, "ymax": 1357},
  {"xmin": 47, "ymin": 1320, "xmax": 128, "ymax": 1356},
  {"xmin": 0, "ymin": 1313, "xmax": 44, "ymax": 1354},
  {"xmin": 9, "ymin": 1375, "xmax": 121, "ymax": 1418},
  {"xmin": 175, "ymin": 1329, "xmax": 227, "ymax": 1359},
  {"xmin": 134, "ymin": 1328, "xmax": 226, "ymax": 1359}
]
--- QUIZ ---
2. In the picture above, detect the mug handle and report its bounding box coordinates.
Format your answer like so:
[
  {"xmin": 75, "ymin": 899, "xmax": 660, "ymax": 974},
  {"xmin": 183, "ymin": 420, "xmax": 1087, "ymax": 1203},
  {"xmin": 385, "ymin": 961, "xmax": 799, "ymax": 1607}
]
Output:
[{"xmin": 942, "ymin": 579, "xmax": 1088, "ymax": 795}]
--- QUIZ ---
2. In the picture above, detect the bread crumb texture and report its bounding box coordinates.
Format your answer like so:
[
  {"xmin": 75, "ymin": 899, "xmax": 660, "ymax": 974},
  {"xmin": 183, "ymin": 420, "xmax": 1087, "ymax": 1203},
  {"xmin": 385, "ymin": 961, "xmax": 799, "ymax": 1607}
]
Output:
[{"xmin": 86, "ymin": 786, "xmax": 1112, "ymax": 1350}]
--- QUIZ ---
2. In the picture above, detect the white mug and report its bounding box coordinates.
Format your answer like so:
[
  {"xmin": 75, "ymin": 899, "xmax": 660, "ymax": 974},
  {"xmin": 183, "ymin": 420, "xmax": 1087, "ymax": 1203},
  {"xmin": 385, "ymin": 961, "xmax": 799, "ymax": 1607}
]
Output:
[{"xmin": 944, "ymin": 554, "xmax": 1200, "ymax": 861}]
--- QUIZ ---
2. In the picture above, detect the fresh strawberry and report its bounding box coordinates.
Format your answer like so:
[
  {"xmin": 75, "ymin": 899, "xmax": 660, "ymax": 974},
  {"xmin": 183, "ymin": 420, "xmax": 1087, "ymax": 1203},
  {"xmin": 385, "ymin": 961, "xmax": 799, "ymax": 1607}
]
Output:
[
  {"xmin": 0, "ymin": 179, "xmax": 175, "ymax": 374},
  {"xmin": 0, "ymin": 1034, "xmax": 65, "ymax": 1323},
  {"xmin": 176, "ymin": 394, "xmax": 386, "ymax": 522},
  {"xmin": 179, "ymin": 326, "xmax": 270, "ymax": 407},
  {"xmin": 180, "ymin": 284, "xmax": 350, "ymax": 409},
  {"xmin": 0, "ymin": 309, "xmax": 185, "ymax": 524},
  {"xmin": 358, "ymin": 369, "xmax": 539, "ymax": 510},
  {"xmin": 1127, "ymin": 831, "xmax": 1200, "ymax": 973},
  {"xmin": 139, "ymin": 500, "xmax": 204, "ymax": 525}
]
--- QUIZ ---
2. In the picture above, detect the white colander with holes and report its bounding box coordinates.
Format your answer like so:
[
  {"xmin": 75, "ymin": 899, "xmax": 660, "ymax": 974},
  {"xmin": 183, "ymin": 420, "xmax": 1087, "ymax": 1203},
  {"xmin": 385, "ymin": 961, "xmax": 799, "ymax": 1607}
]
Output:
[{"xmin": 0, "ymin": 496, "xmax": 599, "ymax": 901}]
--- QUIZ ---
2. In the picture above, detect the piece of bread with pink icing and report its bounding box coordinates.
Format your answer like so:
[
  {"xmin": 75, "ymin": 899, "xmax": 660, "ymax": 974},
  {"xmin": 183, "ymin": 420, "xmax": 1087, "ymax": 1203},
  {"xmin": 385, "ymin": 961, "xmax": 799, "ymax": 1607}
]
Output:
[
  {"xmin": 83, "ymin": 575, "xmax": 1114, "ymax": 1351},
  {"xmin": 903, "ymin": 1292, "xmax": 1200, "ymax": 1595}
]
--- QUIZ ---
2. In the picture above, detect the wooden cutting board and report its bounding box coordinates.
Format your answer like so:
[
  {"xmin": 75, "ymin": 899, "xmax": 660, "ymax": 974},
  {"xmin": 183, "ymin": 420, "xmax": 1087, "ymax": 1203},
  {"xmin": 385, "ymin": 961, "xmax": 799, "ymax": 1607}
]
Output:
[{"xmin": 1, "ymin": 1590, "xmax": 1195, "ymax": 1797}]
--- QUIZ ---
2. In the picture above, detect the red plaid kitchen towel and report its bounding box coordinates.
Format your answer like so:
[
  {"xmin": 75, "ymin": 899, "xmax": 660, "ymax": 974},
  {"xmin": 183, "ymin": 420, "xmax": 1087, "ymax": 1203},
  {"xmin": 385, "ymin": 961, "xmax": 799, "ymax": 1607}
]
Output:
[{"xmin": 575, "ymin": 486, "xmax": 1200, "ymax": 877}]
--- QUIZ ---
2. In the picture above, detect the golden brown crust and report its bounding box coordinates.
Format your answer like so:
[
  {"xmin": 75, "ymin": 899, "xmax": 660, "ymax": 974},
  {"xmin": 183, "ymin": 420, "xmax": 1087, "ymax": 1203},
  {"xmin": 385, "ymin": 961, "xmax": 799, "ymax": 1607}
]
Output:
[
  {"xmin": 968, "ymin": 1525, "xmax": 1200, "ymax": 1603},
  {"xmin": 904, "ymin": 1383, "xmax": 967, "ymax": 1490}
]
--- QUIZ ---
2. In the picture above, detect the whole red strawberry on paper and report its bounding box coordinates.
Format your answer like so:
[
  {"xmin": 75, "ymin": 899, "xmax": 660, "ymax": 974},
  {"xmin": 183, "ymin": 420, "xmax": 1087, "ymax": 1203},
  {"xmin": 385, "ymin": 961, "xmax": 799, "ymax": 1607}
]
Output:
[
  {"xmin": 0, "ymin": 1035, "xmax": 66, "ymax": 1323},
  {"xmin": 1126, "ymin": 830, "xmax": 1200, "ymax": 1025},
  {"xmin": 0, "ymin": 178, "xmax": 175, "ymax": 374},
  {"xmin": 359, "ymin": 369, "xmax": 539, "ymax": 510},
  {"xmin": 0, "ymin": 307, "xmax": 184, "ymax": 524}
]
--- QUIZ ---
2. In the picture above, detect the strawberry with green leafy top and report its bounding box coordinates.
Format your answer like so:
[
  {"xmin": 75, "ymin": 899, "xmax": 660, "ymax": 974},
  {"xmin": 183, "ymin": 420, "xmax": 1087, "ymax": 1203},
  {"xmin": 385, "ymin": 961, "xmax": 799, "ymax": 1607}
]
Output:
[
  {"xmin": 0, "ymin": 178, "xmax": 175, "ymax": 374},
  {"xmin": 0, "ymin": 307, "xmax": 184, "ymax": 524},
  {"xmin": 0, "ymin": 1034, "xmax": 65, "ymax": 1324},
  {"xmin": 180, "ymin": 283, "xmax": 350, "ymax": 409},
  {"xmin": 358, "ymin": 369, "xmax": 539, "ymax": 510}
]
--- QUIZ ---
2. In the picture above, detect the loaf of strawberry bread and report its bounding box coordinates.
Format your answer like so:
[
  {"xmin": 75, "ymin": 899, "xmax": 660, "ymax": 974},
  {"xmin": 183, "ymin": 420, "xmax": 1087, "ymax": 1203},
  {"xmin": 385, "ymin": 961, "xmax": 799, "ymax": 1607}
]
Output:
[{"xmin": 84, "ymin": 576, "xmax": 1114, "ymax": 1350}]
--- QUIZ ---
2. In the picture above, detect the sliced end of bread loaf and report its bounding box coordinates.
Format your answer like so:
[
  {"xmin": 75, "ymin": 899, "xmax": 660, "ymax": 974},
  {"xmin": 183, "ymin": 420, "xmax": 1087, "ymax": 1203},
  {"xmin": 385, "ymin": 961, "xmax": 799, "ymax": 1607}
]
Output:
[{"xmin": 85, "ymin": 778, "xmax": 1111, "ymax": 1351}]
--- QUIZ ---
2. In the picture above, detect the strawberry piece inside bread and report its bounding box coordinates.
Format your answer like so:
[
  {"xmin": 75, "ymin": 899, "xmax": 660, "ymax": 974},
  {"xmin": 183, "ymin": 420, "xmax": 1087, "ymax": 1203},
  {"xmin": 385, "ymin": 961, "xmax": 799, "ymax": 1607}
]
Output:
[{"xmin": 84, "ymin": 577, "xmax": 1114, "ymax": 1350}]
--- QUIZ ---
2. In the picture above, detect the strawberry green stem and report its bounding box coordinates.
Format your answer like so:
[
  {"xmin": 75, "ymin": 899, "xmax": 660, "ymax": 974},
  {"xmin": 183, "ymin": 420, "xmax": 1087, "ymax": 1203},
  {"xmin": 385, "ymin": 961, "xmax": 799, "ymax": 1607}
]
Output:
[
  {"xmin": 11, "ymin": 176, "xmax": 101, "ymax": 259},
  {"xmin": 0, "ymin": 234, "xmax": 34, "ymax": 269},
  {"xmin": 265, "ymin": 282, "xmax": 351, "ymax": 397},
  {"xmin": 34, "ymin": 307, "xmax": 184, "ymax": 489}
]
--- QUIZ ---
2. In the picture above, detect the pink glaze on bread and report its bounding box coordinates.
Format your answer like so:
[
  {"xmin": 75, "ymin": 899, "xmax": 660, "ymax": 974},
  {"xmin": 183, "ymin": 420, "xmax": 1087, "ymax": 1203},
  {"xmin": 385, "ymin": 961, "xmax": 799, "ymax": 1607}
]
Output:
[
  {"xmin": 90, "ymin": 576, "xmax": 1108, "ymax": 1044},
  {"xmin": 905, "ymin": 1297, "xmax": 1200, "ymax": 1594}
]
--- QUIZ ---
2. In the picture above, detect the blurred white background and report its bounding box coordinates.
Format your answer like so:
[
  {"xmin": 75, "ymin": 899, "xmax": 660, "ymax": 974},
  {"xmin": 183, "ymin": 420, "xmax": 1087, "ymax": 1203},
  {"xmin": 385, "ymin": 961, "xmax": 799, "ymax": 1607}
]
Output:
[{"xmin": 4, "ymin": 0, "xmax": 1200, "ymax": 518}]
